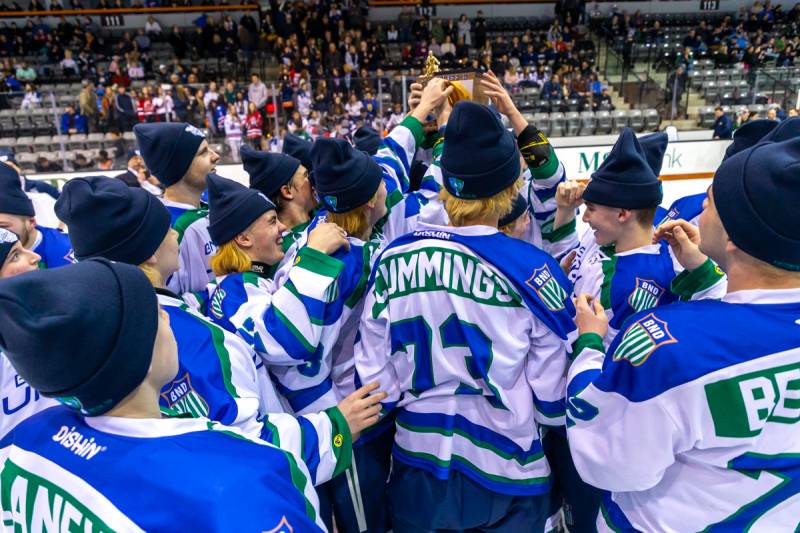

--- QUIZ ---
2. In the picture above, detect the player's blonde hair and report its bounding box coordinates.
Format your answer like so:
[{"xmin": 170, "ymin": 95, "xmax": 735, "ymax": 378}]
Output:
[
  {"xmin": 439, "ymin": 179, "xmax": 521, "ymax": 227},
  {"xmin": 326, "ymin": 188, "xmax": 381, "ymax": 239},
  {"xmin": 138, "ymin": 263, "xmax": 163, "ymax": 287},
  {"xmin": 210, "ymin": 240, "xmax": 253, "ymax": 276}
]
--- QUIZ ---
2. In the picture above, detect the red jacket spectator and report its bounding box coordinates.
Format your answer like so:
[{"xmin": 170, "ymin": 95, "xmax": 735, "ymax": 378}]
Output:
[{"xmin": 245, "ymin": 108, "xmax": 263, "ymax": 139}]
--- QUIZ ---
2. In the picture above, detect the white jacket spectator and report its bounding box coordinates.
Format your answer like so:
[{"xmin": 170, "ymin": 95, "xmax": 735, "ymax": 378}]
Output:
[{"xmin": 145, "ymin": 16, "xmax": 162, "ymax": 35}]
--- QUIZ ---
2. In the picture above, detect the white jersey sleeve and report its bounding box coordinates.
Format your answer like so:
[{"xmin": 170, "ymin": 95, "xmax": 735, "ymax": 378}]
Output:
[{"xmin": 168, "ymin": 216, "xmax": 217, "ymax": 294}]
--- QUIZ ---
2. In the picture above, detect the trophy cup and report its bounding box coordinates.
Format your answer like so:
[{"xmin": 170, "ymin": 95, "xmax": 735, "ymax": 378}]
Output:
[{"xmin": 417, "ymin": 51, "xmax": 488, "ymax": 106}]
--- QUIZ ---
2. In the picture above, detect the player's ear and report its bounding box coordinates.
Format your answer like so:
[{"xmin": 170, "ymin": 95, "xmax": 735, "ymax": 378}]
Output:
[
  {"xmin": 617, "ymin": 208, "xmax": 633, "ymax": 223},
  {"xmin": 234, "ymin": 231, "xmax": 252, "ymax": 250}
]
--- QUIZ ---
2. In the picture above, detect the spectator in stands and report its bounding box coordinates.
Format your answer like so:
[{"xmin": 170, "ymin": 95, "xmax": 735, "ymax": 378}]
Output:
[
  {"xmin": 114, "ymin": 85, "xmax": 137, "ymax": 132},
  {"xmin": 16, "ymin": 61, "xmax": 36, "ymax": 82},
  {"xmin": 34, "ymin": 157, "xmax": 61, "ymax": 173},
  {"xmin": 145, "ymin": 16, "xmax": 163, "ymax": 37},
  {"xmin": 128, "ymin": 60, "xmax": 145, "ymax": 81},
  {"xmin": 542, "ymin": 74, "xmax": 563, "ymax": 100},
  {"xmin": 115, "ymin": 151, "xmax": 146, "ymax": 188},
  {"xmin": 73, "ymin": 152, "xmax": 93, "ymax": 171},
  {"xmin": 244, "ymin": 101, "xmax": 263, "ymax": 148},
  {"xmin": 61, "ymin": 104, "xmax": 88, "ymax": 135},
  {"xmin": 224, "ymin": 103, "xmax": 244, "ymax": 163},
  {"xmin": 593, "ymin": 85, "xmax": 614, "ymax": 111},
  {"xmin": 712, "ymin": 106, "xmax": 733, "ymax": 139},
  {"xmin": 79, "ymin": 80, "xmax": 99, "ymax": 132},
  {"xmin": 458, "ymin": 14, "xmax": 472, "ymax": 47},
  {"xmin": 60, "ymin": 49, "xmax": 78, "ymax": 77},
  {"xmin": 20, "ymin": 83, "xmax": 40, "ymax": 109},
  {"xmin": 767, "ymin": 107, "xmax": 779, "ymax": 120},
  {"xmin": 790, "ymin": 108, "xmax": 799, "ymax": 117},
  {"xmin": 666, "ymin": 65, "xmax": 688, "ymax": 106},
  {"xmin": 96, "ymin": 149, "xmax": 113, "ymax": 171}
]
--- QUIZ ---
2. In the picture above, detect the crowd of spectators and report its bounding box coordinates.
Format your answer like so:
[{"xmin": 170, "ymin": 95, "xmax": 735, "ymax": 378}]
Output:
[
  {"xmin": 0, "ymin": 0, "xmax": 612, "ymax": 168},
  {"xmin": 0, "ymin": 0, "xmax": 253, "ymax": 11},
  {"xmin": 603, "ymin": 0, "xmax": 800, "ymax": 72}
]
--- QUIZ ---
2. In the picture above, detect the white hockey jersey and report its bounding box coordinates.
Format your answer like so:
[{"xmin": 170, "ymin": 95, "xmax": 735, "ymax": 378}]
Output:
[
  {"xmin": 566, "ymin": 288, "xmax": 800, "ymax": 532},
  {"xmin": 163, "ymin": 199, "xmax": 216, "ymax": 294},
  {"xmin": 569, "ymin": 230, "xmax": 726, "ymax": 344},
  {"xmin": 156, "ymin": 289, "xmax": 351, "ymax": 485},
  {"xmin": 356, "ymin": 223, "xmax": 578, "ymax": 496},
  {"xmin": 0, "ymin": 354, "xmax": 58, "ymax": 441}
]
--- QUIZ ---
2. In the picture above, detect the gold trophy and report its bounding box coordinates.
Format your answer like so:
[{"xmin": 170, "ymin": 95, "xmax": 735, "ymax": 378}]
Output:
[{"xmin": 418, "ymin": 51, "xmax": 488, "ymax": 106}]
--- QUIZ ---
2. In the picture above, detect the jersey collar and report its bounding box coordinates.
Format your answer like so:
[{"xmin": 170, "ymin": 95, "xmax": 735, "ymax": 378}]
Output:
[
  {"xmin": 85, "ymin": 414, "xmax": 213, "ymax": 438},
  {"xmin": 414, "ymin": 221, "xmax": 499, "ymax": 237},
  {"xmin": 723, "ymin": 288, "xmax": 800, "ymax": 305}
]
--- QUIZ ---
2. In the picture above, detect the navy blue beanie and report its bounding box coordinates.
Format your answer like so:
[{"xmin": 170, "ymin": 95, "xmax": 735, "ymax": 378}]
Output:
[
  {"xmin": 55, "ymin": 175, "xmax": 171, "ymax": 265},
  {"xmin": 241, "ymin": 144, "xmax": 301, "ymax": 198},
  {"xmin": 134, "ymin": 122, "xmax": 206, "ymax": 187},
  {"xmin": 207, "ymin": 174, "xmax": 276, "ymax": 245},
  {"xmin": 0, "ymin": 259, "xmax": 159, "ymax": 416},
  {"xmin": 713, "ymin": 136, "xmax": 800, "ymax": 271},
  {"xmin": 441, "ymin": 101, "xmax": 521, "ymax": 199},
  {"xmin": 311, "ymin": 138, "xmax": 383, "ymax": 213},
  {"xmin": 353, "ymin": 126, "xmax": 382, "ymax": 156},
  {"xmin": 499, "ymin": 193, "xmax": 528, "ymax": 227},
  {"xmin": 0, "ymin": 163, "xmax": 34, "ymax": 217},
  {"xmin": 583, "ymin": 128, "xmax": 663, "ymax": 209},
  {"xmin": 0, "ymin": 227, "xmax": 18, "ymax": 266},
  {"xmin": 723, "ymin": 119, "xmax": 778, "ymax": 161},
  {"xmin": 283, "ymin": 134, "xmax": 314, "ymax": 171},
  {"xmin": 638, "ymin": 131, "xmax": 668, "ymax": 176}
]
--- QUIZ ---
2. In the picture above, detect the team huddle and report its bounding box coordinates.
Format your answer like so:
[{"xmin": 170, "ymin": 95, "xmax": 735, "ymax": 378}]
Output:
[{"xmin": 0, "ymin": 72, "xmax": 798, "ymax": 533}]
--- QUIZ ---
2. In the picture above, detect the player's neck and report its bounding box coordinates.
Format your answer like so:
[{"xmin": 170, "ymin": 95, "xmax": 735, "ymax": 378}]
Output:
[
  {"xmin": 724, "ymin": 261, "xmax": 800, "ymax": 293},
  {"xmin": 104, "ymin": 381, "xmax": 163, "ymax": 419},
  {"xmin": 22, "ymin": 227, "xmax": 39, "ymax": 250},
  {"xmin": 613, "ymin": 225, "xmax": 654, "ymax": 253},
  {"xmin": 163, "ymin": 182, "xmax": 201, "ymax": 208},
  {"xmin": 452, "ymin": 215, "xmax": 500, "ymax": 229},
  {"xmin": 279, "ymin": 202, "xmax": 310, "ymax": 230}
]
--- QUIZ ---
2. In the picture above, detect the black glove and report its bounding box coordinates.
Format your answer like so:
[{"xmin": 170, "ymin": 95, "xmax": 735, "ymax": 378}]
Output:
[{"xmin": 517, "ymin": 125, "xmax": 553, "ymax": 170}]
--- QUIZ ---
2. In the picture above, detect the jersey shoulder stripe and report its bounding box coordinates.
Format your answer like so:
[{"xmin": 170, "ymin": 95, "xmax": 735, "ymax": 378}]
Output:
[{"xmin": 596, "ymin": 300, "xmax": 800, "ymax": 401}]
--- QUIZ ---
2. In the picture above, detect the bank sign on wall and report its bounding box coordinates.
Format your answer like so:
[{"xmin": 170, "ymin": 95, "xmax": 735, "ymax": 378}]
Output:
[{"xmin": 554, "ymin": 139, "xmax": 731, "ymax": 180}]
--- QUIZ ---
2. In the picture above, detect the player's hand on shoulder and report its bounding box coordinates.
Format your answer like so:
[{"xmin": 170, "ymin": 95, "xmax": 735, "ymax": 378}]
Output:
[
  {"xmin": 307, "ymin": 222, "xmax": 350, "ymax": 255},
  {"xmin": 574, "ymin": 294, "xmax": 608, "ymax": 338},
  {"xmin": 337, "ymin": 382, "xmax": 387, "ymax": 441},
  {"xmin": 653, "ymin": 219, "xmax": 708, "ymax": 271}
]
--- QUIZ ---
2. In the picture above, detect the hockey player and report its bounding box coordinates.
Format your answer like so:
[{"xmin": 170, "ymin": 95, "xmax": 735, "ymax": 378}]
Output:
[
  {"xmin": 423, "ymin": 71, "xmax": 579, "ymax": 259},
  {"xmin": 568, "ymin": 134, "xmax": 800, "ymax": 532},
  {"xmin": 240, "ymin": 145, "xmax": 317, "ymax": 258},
  {"xmin": 0, "ymin": 228, "xmax": 58, "ymax": 440},
  {"xmin": 569, "ymin": 128, "xmax": 726, "ymax": 346},
  {"xmin": 356, "ymin": 101, "xmax": 577, "ymax": 532},
  {"xmin": 0, "ymin": 164, "xmax": 72, "ymax": 269},
  {"xmin": 202, "ymin": 167, "xmax": 386, "ymax": 530},
  {"xmin": 0, "ymin": 260, "xmax": 329, "ymax": 531},
  {"xmin": 134, "ymin": 122, "xmax": 219, "ymax": 293},
  {"xmin": 201, "ymin": 173, "xmax": 348, "ymax": 370},
  {"xmin": 54, "ymin": 176, "xmax": 382, "ymax": 487},
  {"xmin": 655, "ymin": 118, "xmax": 780, "ymax": 227},
  {"xmin": 0, "ymin": 148, "xmax": 61, "ymax": 228},
  {"xmin": 498, "ymin": 193, "xmax": 530, "ymax": 238}
]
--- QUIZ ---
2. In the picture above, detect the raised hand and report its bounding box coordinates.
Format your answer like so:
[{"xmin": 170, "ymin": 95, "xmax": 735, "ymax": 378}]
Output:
[{"xmin": 653, "ymin": 219, "xmax": 707, "ymax": 271}]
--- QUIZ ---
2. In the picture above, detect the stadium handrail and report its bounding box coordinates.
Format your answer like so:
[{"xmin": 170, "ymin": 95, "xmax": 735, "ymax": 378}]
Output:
[{"xmin": 0, "ymin": 4, "xmax": 259, "ymax": 17}]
